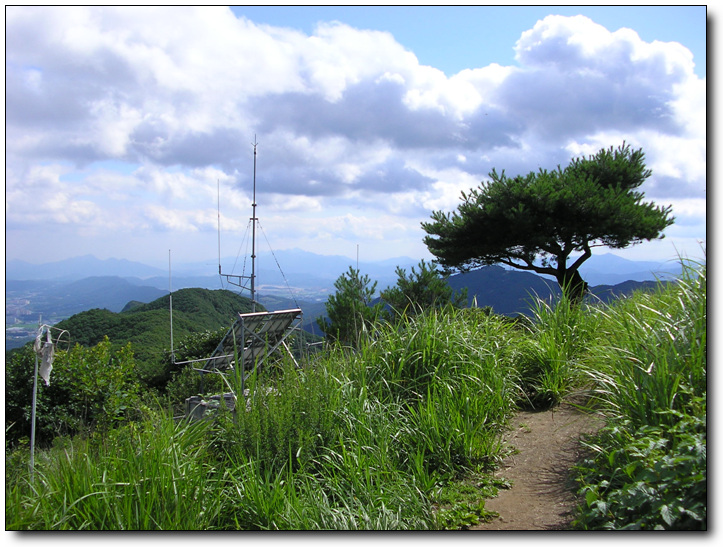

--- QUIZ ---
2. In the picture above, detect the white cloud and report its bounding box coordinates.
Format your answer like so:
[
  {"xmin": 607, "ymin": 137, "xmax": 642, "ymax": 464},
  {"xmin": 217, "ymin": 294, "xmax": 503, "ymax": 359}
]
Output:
[{"xmin": 5, "ymin": 7, "xmax": 706, "ymax": 264}]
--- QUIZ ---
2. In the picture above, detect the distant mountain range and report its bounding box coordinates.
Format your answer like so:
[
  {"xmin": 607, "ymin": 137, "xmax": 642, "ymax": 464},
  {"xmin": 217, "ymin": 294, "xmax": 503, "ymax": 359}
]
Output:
[
  {"xmin": 447, "ymin": 265, "xmax": 663, "ymax": 316},
  {"xmin": 6, "ymin": 254, "xmax": 168, "ymax": 281},
  {"xmin": 7, "ymin": 249, "xmax": 681, "ymax": 288},
  {"xmin": 5, "ymin": 250, "xmax": 420, "ymax": 298},
  {"xmin": 5, "ymin": 250, "xmax": 683, "ymax": 350}
]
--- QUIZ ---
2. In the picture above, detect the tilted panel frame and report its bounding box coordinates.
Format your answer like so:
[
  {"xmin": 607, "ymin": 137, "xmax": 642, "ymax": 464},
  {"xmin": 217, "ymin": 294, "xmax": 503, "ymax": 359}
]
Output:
[{"xmin": 202, "ymin": 308, "xmax": 303, "ymax": 376}]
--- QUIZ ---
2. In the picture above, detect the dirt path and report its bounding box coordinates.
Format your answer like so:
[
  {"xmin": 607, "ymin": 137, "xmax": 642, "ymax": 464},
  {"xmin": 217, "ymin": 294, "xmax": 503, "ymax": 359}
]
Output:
[{"xmin": 471, "ymin": 401, "xmax": 603, "ymax": 531}]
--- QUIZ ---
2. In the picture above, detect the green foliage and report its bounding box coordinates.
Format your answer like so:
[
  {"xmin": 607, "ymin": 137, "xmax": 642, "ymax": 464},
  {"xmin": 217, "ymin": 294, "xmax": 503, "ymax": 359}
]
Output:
[
  {"xmin": 5, "ymin": 345, "xmax": 40, "ymax": 446},
  {"xmin": 5, "ymin": 338, "xmax": 144, "ymax": 447},
  {"xmin": 355, "ymin": 308, "xmax": 520, "ymax": 475},
  {"xmin": 574, "ymin": 401, "xmax": 706, "ymax": 530},
  {"xmin": 572, "ymin": 258, "xmax": 707, "ymax": 530},
  {"xmin": 583, "ymin": 259, "xmax": 706, "ymax": 429},
  {"xmin": 141, "ymin": 327, "xmax": 228, "ymax": 396},
  {"xmin": 422, "ymin": 143, "xmax": 674, "ymax": 300},
  {"xmin": 5, "ymin": 413, "xmax": 227, "ymax": 530},
  {"xmin": 215, "ymin": 359, "xmax": 344, "ymax": 477},
  {"xmin": 318, "ymin": 267, "xmax": 384, "ymax": 347},
  {"xmin": 514, "ymin": 294, "xmax": 602, "ymax": 409},
  {"xmin": 381, "ymin": 259, "xmax": 467, "ymax": 322},
  {"xmin": 434, "ymin": 475, "xmax": 507, "ymax": 529}
]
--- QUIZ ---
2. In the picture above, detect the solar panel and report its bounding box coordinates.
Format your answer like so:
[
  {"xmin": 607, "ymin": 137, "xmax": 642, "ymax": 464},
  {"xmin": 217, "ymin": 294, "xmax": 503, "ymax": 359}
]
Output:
[{"xmin": 202, "ymin": 308, "xmax": 302, "ymax": 375}]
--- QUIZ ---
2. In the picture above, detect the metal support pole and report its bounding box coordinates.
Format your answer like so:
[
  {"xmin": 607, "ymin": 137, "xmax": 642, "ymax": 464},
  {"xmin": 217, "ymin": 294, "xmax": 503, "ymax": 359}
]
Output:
[
  {"xmin": 240, "ymin": 317, "xmax": 246, "ymax": 396},
  {"xmin": 251, "ymin": 138, "xmax": 258, "ymax": 313},
  {"xmin": 169, "ymin": 249, "xmax": 174, "ymax": 364},
  {"xmin": 29, "ymin": 317, "xmax": 41, "ymax": 480}
]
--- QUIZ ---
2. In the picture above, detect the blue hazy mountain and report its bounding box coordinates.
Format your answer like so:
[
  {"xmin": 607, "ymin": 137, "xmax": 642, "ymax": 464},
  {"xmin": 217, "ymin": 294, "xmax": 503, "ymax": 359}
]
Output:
[
  {"xmin": 446, "ymin": 265, "xmax": 665, "ymax": 317},
  {"xmin": 6, "ymin": 251, "xmax": 679, "ymax": 350},
  {"xmin": 6, "ymin": 254, "xmax": 167, "ymax": 281},
  {"xmin": 578, "ymin": 253, "xmax": 682, "ymax": 285},
  {"xmin": 6, "ymin": 249, "xmax": 678, "ymax": 287}
]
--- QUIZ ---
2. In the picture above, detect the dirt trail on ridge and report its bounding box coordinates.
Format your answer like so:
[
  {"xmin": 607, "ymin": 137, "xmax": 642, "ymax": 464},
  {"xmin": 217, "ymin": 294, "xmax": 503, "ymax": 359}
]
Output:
[{"xmin": 470, "ymin": 401, "xmax": 603, "ymax": 531}]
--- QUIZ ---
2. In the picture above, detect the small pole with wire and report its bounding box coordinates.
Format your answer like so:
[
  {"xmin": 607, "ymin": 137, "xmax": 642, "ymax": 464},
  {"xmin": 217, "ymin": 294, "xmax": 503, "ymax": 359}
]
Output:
[
  {"xmin": 169, "ymin": 249, "xmax": 175, "ymax": 365},
  {"xmin": 29, "ymin": 321, "xmax": 68, "ymax": 480},
  {"xmin": 29, "ymin": 316, "xmax": 41, "ymax": 480}
]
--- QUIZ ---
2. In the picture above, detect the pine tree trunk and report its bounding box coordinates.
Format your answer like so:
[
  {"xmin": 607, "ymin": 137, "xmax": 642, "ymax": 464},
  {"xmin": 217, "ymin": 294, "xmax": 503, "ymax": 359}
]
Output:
[{"xmin": 558, "ymin": 269, "xmax": 588, "ymax": 304}]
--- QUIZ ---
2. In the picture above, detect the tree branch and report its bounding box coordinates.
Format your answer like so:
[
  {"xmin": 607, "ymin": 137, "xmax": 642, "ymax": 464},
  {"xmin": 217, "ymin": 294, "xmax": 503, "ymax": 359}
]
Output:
[
  {"xmin": 498, "ymin": 258, "xmax": 557, "ymax": 277},
  {"xmin": 569, "ymin": 241, "xmax": 592, "ymax": 271}
]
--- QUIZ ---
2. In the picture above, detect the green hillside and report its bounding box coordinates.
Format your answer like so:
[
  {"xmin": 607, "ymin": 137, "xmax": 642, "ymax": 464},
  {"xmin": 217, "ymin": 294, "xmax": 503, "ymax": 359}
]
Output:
[{"xmin": 53, "ymin": 288, "xmax": 260, "ymax": 365}]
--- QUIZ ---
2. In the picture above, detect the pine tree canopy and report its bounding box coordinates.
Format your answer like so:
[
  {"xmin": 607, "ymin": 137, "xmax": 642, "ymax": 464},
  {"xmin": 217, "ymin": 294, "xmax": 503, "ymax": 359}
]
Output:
[{"xmin": 422, "ymin": 143, "xmax": 675, "ymax": 300}]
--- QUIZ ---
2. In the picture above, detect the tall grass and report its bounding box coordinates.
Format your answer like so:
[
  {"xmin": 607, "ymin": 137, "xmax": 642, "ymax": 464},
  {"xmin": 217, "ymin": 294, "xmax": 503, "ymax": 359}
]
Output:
[
  {"xmin": 5, "ymin": 412, "xmax": 227, "ymax": 530},
  {"xmin": 513, "ymin": 293, "xmax": 602, "ymax": 408},
  {"xmin": 573, "ymin": 259, "xmax": 706, "ymax": 530},
  {"xmin": 359, "ymin": 307, "xmax": 521, "ymax": 473},
  {"xmin": 583, "ymin": 259, "xmax": 706, "ymax": 428}
]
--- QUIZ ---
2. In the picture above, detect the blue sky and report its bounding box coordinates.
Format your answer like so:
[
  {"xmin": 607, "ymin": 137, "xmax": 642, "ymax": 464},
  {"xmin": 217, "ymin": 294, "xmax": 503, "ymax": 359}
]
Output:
[
  {"xmin": 5, "ymin": 4, "xmax": 708, "ymax": 271},
  {"xmin": 231, "ymin": 5, "xmax": 707, "ymax": 78}
]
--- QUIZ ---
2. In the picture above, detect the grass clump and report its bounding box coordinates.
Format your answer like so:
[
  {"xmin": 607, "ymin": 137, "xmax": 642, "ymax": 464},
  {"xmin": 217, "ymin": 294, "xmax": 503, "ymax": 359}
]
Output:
[
  {"xmin": 573, "ymin": 259, "xmax": 706, "ymax": 530},
  {"xmin": 514, "ymin": 294, "xmax": 601, "ymax": 408},
  {"xmin": 5, "ymin": 412, "xmax": 227, "ymax": 530}
]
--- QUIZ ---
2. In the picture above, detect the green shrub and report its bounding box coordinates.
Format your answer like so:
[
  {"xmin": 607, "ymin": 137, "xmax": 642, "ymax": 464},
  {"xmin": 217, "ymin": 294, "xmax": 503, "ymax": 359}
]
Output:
[
  {"xmin": 5, "ymin": 338, "xmax": 144, "ymax": 447},
  {"xmin": 574, "ymin": 399, "xmax": 706, "ymax": 530}
]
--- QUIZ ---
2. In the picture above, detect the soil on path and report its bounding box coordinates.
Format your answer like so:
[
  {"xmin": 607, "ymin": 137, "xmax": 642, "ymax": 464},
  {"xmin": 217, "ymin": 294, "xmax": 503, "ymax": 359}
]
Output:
[{"xmin": 470, "ymin": 400, "xmax": 604, "ymax": 531}]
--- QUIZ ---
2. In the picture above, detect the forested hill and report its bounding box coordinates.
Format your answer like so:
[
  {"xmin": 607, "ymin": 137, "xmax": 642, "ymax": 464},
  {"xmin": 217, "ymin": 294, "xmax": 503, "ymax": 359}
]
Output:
[{"xmin": 52, "ymin": 288, "xmax": 259, "ymax": 365}]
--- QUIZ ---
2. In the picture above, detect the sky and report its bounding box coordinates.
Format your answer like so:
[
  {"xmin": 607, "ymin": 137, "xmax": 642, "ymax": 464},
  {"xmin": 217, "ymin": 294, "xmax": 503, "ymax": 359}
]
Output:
[{"xmin": 4, "ymin": 4, "xmax": 708, "ymax": 270}]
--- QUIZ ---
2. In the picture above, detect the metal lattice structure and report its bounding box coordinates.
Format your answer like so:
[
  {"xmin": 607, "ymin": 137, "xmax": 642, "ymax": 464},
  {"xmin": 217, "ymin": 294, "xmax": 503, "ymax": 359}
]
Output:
[
  {"xmin": 183, "ymin": 308, "xmax": 302, "ymax": 421},
  {"xmin": 202, "ymin": 308, "xmax": 303, "ymax": 377}
]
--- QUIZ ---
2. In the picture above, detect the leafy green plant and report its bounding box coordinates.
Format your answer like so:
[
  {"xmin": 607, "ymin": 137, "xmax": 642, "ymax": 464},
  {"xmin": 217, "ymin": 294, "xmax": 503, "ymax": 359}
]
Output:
[
  {"xmin": 436, "ymin": 499, "xmax": 493, "ymax": 530},
  {"xmin": 574, "ymin": 401, "xmax": 706, "ymax": 530},
  {"xmin": 433, "ymin": 474, "xmax": 507, "ymax": 529},
  {"xmin": 5, "ymin": 338, "xmax": 144, "ymax": 447}
]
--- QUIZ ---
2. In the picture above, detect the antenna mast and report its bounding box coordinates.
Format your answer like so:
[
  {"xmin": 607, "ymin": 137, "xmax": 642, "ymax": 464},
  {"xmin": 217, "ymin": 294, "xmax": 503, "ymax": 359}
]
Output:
[
  {"xmin": 250, "ymin": 137, "xmax": 258, "ymax": 313},
  {"xmin": 217, "ymin": 138, "xmax": 259, "ymax": 313}
]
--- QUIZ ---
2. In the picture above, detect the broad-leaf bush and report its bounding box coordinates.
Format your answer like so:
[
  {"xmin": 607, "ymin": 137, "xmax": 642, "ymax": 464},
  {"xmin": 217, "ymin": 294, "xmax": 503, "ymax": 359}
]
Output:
[
  {"xmin": 5, "ymin": 338, "xmax": 144, "ymax": 447},
  {"xmin": 574, "ymin": 399, "xmax": 706, "ymax": 530}
]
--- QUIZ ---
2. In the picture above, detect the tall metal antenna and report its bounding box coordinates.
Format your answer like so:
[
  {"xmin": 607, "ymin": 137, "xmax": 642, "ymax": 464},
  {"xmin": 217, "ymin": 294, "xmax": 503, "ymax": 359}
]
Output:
[
  {"xmin": 250, "ymin": 136, "xmax": 258, "ymax": 313},
  {"xmin": 217, "ymin": 138, "xmax": 259, "ymax": 312},
  {"xmin": 217, "ymin": 179, "xmax": 222, "ymax": 279}
]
